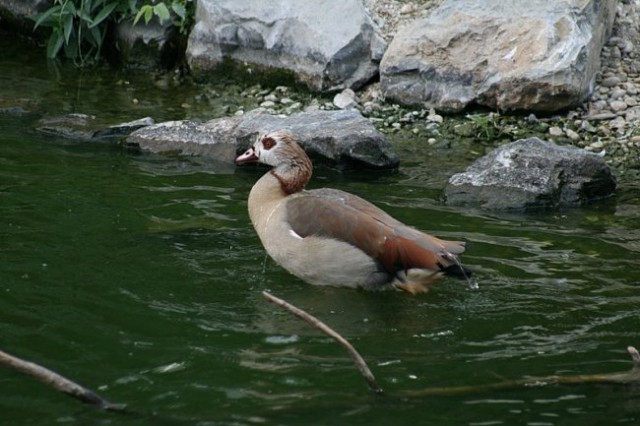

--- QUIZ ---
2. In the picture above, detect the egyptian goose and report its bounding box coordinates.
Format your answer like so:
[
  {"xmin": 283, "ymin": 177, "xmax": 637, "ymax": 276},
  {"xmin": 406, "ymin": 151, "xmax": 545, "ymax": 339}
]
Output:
[{"xmin": 235, "ymin": 131, "xmax": 471, "ymax": 294}]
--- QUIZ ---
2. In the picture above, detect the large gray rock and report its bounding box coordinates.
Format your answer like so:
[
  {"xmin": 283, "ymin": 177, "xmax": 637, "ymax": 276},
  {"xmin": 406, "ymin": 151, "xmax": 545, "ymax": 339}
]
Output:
[
  {"xmin": 187, "ymin": 0, "xmax": 386, "ymax": 92},
  {"xmin": 443, "ymin": 138, "xmax": 616, "ymax": 210},
  {"xmin": 111, "ymin": 17, "xmax": 185, "ymax": 69},
  {"xmin": 0, "ymin": 0, "xmax": 51, "ymax": 32},
  {"xmin": 380, "ymin": 0, "xmax": 617, "ymax": 112},
  {"xmin": 127, "ymin": 109, "xmax": 399, "ymax": 169}
]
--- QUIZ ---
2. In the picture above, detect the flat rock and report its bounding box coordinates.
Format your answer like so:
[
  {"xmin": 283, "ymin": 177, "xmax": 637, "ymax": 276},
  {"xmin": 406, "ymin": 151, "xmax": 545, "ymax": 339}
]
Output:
[
  {"xmin": 187, "ymin": 0, "xmax": 386, "ymax": 91},
  {"xmin": 35, "ymin": 114, "xmax": 155, "ymax": 141},
  {"xmin": 443, "ymin": 137, "xmax": 616, "ymax": 210},
  {"xmin": 380, "ymin": 0, "xmax": 616, "ymax": 112},
  {"xmin": 127, "ymin": 109, "xmax": 399, "ymax": 169}
]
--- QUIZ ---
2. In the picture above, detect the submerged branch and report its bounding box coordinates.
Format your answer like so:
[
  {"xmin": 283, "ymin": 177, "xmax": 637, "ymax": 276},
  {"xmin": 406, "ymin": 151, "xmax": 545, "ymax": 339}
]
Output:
[
  {"xmin": 262, "ymin": 290, "xmax": 383, "ymax": 394},
  {"xmin": 401, "ymin": 346, "xmax": 640, "ymax": 398},
  {"xmin": 0, "ymin": 349, "xmax": 126, "ymax": 412}
]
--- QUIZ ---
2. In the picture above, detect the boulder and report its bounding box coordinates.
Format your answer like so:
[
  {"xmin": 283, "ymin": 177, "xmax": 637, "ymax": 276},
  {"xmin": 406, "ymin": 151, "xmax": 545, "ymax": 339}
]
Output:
[
  {"xmin": 110, "ymin": 17, "xmax": 185, "ymax": 69},
  {"xmin": 0, "ymin": 0, "xmax": 50, "ymax": 32},
  {"xmin": 187, "ymin": 0, "xmax": 386, "ymax": 91},
  {"xmin": 443, "ymin": 138, "xmax": 616, "ymax": 210},
  {"xmin": 127, "ymin": 109, "xmax": 399, "ymax": 169},
  {"xmin": 380, "ymin": 0, "xmax": 617, "ymax": 112}
]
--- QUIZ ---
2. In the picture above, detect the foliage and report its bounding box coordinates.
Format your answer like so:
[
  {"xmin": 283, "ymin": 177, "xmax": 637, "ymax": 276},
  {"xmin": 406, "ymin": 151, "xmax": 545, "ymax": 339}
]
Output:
[
  {"xmin": 32, "ymin": 0, "xmax": 194, "ymax": 66},
  {"xmin": 134, "ymin": 0, "xmax": 194, "ymax": 35}
]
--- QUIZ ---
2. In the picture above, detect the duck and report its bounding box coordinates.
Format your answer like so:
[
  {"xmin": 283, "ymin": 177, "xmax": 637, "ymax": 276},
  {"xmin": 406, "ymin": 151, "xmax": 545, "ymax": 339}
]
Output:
[{"xmin": 235, "ymin": 130, "xmax": 471, "ymax": 294}]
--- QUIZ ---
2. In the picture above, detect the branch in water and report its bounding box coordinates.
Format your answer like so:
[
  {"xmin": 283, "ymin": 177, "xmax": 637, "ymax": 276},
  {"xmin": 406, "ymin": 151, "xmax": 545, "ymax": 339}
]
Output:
[
  {"xmin": 403, "ymin": 346, "xmax": 640, "ymax": 398},
  {"xmin": 0, "ymin": 349, "xmax": 126, "ymax": 412},
  {"xmin": 262, "ymin": 290, "xmax": 383, "ymax": 394}
]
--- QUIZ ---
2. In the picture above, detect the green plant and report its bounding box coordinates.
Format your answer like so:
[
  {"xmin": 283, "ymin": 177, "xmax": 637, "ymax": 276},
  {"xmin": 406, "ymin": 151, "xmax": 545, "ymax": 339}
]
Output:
[
  {"xmin": 134, "ymin": 0, "xmax": 194, "ymax": 34},
  {"xmin": 32, "ymin": 0, "xmax": 195, "ymax": 66},
  {"xmin": 33, "ymin": 0, "xmax": 135, "ymax": 65}
]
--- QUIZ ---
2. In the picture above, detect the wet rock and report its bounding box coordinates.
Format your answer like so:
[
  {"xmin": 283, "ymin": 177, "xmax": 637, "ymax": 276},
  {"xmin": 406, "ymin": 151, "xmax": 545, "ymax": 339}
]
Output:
[
  {"xmin": 92, "ymin": 117, "xmax": 156, "ymax": 139},
  {"xmin": 187, "ymin": 0, "xmax": 386, "ymax": 91},
  {"xmin": 36, "ymin": 114, "xmax": 99, "ymax": 141},
  {"xmin": 443, "ymin": 137, "xmax": 616, "ymax": 210},
  {"xmin": 127, "ymin": 109, "xmax": 399, "ymax": 169},
  {"xmin": 36, "ymin": 114, "xmax": 155, "ymax": 141},
  {"xmin": 111, "ymin": 17, "xmax": 186, "ymax": 69},
  {"xmin": 380, "ymin": 0, "xmax": 616, "ymax": 112}
]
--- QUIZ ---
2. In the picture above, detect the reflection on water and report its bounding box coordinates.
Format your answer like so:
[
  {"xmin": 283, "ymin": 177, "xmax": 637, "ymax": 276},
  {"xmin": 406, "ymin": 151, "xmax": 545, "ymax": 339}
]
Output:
[{"xmin": 1, "ymin": 37, "xmax": 640, "ymax": 426}]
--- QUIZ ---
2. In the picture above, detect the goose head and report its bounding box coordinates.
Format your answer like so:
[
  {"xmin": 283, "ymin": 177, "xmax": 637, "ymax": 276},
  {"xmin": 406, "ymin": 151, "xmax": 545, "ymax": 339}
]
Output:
[
  {"xmin": 236, "ymin": 131, "xmax": 313, "ymax": 194},
  {"xmin": 236, "ymin": 131, "xmax": 308, "ymax": 167}
]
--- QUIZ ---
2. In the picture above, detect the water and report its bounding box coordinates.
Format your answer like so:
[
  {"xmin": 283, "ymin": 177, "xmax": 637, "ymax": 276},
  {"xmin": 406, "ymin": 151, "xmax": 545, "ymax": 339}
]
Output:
[{"xmin": 1, "ymin": 35, "xmax": 640, "ymax": 426}]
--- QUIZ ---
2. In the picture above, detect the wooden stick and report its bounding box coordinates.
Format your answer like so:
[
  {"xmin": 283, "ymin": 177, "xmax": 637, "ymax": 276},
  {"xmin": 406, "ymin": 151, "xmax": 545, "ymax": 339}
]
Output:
[
  {"xmin": 262, "ymin": 291, "xmax": 383, "ymax": 394},
  {"xmin": 402, "ymin": 346, "xmax": 640, "ymax": 398},
  {"xmin": 0, "ymin": 349, "xmax": 125, "ymax": 412}
]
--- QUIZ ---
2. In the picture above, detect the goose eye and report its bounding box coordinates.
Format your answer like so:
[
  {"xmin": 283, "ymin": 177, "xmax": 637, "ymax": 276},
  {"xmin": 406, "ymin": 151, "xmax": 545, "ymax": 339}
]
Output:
[{"xmin": 262, "ymin": 137, "xmax": 276, "ymax": 150}]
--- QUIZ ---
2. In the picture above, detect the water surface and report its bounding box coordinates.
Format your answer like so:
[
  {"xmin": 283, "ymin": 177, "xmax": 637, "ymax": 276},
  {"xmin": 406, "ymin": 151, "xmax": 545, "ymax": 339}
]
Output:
[{"xmin": 1, "ymin": 35, "xmax": 639, "ymax": 425}]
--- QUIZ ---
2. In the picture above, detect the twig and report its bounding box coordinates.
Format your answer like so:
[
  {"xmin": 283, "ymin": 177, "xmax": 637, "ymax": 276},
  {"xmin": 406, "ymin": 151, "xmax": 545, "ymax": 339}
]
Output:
[
  {"xmin": 0, "ymin": 349, "xmax": 126, "ymax": 412},
  {"xmin": 402, "ymin": 346, "xmax": 640, "ymax": 398},
  {"xmin": 262, "ymin": 291, "xmax": 383, "ymax": 394}
]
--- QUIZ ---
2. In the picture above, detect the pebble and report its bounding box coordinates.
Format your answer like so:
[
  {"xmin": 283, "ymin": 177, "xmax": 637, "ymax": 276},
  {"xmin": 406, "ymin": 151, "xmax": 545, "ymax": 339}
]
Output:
[
  {"xmin": 609, "ymin": 100, "xmax": 628, "ymax": 112},
  {"xmin": 565, "ymin": 129, "xmax": 580, "ymax": 141},
  {"xmin": 333, "ymin": 88, "xmax": 359, "ymax": 109},
  {"xmin": 548, "ymin": 126, "xmax": 563, "ymax": 137},
  {"xmin": 601, "ymin": 76, "xmax": 621, "ymax": 87}
]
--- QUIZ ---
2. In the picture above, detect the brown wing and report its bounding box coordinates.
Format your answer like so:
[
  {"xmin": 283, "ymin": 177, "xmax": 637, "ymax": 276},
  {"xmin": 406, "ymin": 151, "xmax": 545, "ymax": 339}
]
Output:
[{"xmin": 285, "ymin": 188, "xmax": 466, "ymax": 274}]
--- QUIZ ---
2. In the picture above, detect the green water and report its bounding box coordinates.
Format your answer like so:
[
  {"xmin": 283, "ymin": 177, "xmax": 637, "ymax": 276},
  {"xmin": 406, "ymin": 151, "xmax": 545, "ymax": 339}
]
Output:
[{"xmin": 2, "ymin": 35, "xmax": 640, "ymax": 426}]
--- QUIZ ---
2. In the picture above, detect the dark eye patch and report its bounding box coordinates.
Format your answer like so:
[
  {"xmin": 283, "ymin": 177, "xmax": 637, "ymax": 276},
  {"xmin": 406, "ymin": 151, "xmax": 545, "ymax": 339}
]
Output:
[{"xmin": 262, "ymin": 137, "xmax": 276, "ymax": 150}]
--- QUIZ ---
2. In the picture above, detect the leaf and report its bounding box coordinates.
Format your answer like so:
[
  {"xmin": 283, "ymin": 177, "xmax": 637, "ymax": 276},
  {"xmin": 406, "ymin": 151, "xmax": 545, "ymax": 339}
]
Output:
[
  {"xmin": 171, "ymin": 3, "xmax": 186, "ymax": 20},
  {"xmin": 133, "ymin": 6, "xmax": 149, "ymax": 26},
  {"xmin": 88, "ymin": 2, "xmax": 118, "ymax": 28},
  {"xmin": 89, "ymin": 25, "xmax": 103, "ymax": 47},
  {"xmin": 32, "ymin": 5, "xmax": 62, "ymax": 30},
  {"xmin": 63, "ymin": 1, "xmax": 77, "ymax": 16},
  {"xmin": 46, "ymin": 28, "xmax": 65, "ymax": 58},
  {"xmin": 154, "ymin": 3, "xmax": 171, "ymax": 23},
  {"xmin": 144, "ymin": 6, "xmax": 153, "ymax": 24},
  {"xmin": 62, "ymin": 12, "xmax": 74, "ymax": 45}
]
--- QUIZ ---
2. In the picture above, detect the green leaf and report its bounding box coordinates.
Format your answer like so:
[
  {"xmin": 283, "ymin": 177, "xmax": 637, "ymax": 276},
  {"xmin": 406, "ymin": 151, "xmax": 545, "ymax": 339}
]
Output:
[
  {"xmin": 32, "ymin": 5, "xmax": 62, "ymax": 29},
  {"xmin": 171, "ymin": 3, "xmax": 186, "ymax": 20},
  {"xmin": 133, "ymin": 6, "xmax": 149, "ymax": 26},
  {"xmin": 144, "ymin": 6, "xmax": 153, "ymax": 24},
  {"xmin": 88, "ymin": 2, "xmax": 118, "ymax": 28},
  {"xmin": 89, "ymin": 25, "xmax": 103, "ymax": 47},
  {"xmin": 62, "ymin": 13, "xmax": 74, "ymax": 45},
  {"xmin": 154, "ymin": 3, "xmax": 171, "ymax": 23},
  {"xmin": 46, "ymin": 29, "xmax": 65, "ymax": 58},
  {"xmin": 63, "ymin": 1, "xmax": 77, "ymax": 16}
]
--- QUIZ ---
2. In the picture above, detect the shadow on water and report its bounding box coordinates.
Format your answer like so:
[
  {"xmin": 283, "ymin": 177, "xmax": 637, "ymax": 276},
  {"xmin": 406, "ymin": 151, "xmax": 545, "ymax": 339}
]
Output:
[{"xmin": 1, "ymin": 35, "xmax": 639, "ymax": 425}]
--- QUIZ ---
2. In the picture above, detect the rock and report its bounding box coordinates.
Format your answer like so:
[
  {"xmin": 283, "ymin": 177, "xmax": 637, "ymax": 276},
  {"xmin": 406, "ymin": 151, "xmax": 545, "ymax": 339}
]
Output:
[
  {"xmin": 601, "ymin": 75, "xmax": 621, "ymax": 87},
  {"xmin": 565, "ymin": 128, "xmax": 581, "ymax": 141},
  {"xmin": 92, "ymin": 117, "xmax": 156, "ymax": 139},
  {"xmin": 127, "ymin": 109, "xmax": 399, "ymax": 169},
  {"xmin": 443, "ymin": 137, "xmax": 616, "ymax": 210},
  {"xmin": 0, "ymin": 0, "xmax": 50, "ymax": 33},
  {"xmin": 36, "ymin": 114, "xmax": 156, "ymax": 141},
  {"xmin": 549, "ymin": 126, "xmax": 564, "ymax": 137},
  {"xmin": 426, "ymin": 108, "xmax": 443, "ymax": 123},
  {"xmin": 333, "ymin": 89, "xmax": 359, "ymax": 109},
  {"xmin": 380, "ymin": 0, "xmax": 616, "ymax": 112},
  {"xmin": 609, "ymin": 100, "xmax": 628, "ymax": 112},
  {"xmin": 36, "ymin": 114, "xmax": 98, "ymax": 141},
  {"xmin": 111, "ymin": 17, "xmax": 186, "ymax": 69},
  {"xmin": 187, "ymin": 0, "xmax": 386, "ymax": 91}
]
